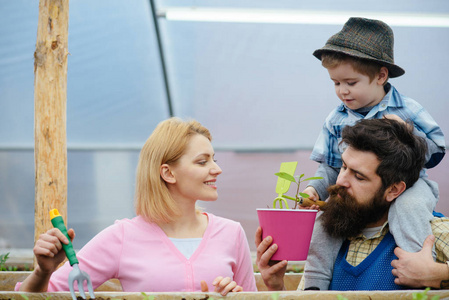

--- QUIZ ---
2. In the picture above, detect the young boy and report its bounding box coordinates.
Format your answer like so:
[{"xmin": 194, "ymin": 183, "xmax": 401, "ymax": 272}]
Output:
[{"xmin": 302, "ymin": 17, "xmax": 446, "ymax": 290}]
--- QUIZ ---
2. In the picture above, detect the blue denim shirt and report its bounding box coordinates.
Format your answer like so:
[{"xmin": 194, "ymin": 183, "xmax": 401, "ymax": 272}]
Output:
[{"xmin": 310, "ymin": 83, "xmax": 446, "ymax": 169}]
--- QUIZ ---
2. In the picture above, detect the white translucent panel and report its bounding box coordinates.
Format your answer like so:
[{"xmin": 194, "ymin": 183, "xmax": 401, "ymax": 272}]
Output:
[
  {"xmin": 159, "ymin": 19, "xmax": 449, "ymax": 150},
  {"xmin": 0, "ymin": 0, "xmax": 170, "ymax": 148},
  {"xmin": 66, "ymin": 0, "xmax": 170, "ymax": 146}
]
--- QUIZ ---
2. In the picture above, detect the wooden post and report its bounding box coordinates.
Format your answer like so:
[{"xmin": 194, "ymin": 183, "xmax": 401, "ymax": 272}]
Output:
[{"xmin": 34, "ymin": 0, "xmax": 69, "ymax": 266}]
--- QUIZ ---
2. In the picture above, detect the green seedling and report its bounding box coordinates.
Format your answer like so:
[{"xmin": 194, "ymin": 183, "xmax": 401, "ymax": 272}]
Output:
[
  {"xmin": 0, "ymin": 252, "xmax": 10, "ymax": 271},
  {"xmin": 273, "ymin": 162, "xmax": 323, "ymax": 209},
  {"xmin": 412, "ymin": 287, "xmax": 440, "ymax": 300},
  {"xmin": 141, "ymin": 292, "xmax": 155, "ymax": 300}
]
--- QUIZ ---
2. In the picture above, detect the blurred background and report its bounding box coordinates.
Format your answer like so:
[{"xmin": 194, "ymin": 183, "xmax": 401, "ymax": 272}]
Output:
[{"xmin": 1, "ymin": 0, "xmax": 449, "ymax": 253}]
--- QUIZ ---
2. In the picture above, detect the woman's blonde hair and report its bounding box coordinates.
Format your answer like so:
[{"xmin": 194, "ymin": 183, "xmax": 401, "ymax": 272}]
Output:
[
  {"xmin": 134, "ymin": 117, "xmax": 212, "ymax": 224},
  {"xmin": 321, "ymin": 52, "xmax": 388, "ymax": 83}
]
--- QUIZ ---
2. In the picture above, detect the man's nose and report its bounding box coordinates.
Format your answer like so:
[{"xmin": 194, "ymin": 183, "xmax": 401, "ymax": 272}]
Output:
[{"xmin": 336, "ymin": 170, "xmax": 349, "ymax": 187}]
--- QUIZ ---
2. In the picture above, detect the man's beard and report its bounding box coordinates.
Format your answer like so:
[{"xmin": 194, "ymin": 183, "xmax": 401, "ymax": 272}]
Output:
[{"xmin": 321, "ymin": 184, "xmax": 390, "ymax": 239}]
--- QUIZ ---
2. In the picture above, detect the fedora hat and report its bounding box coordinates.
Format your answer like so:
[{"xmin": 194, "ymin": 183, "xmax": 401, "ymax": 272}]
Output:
[{"xmin": 313, "ymin": 17, "xmax": 405, "ymax": 78}]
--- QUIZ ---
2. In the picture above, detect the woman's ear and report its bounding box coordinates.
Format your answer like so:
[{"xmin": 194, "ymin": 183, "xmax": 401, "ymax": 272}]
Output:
[
  {"xmin": 160, "ymin": 164, "xmax": 176, "ymax": 184},
  {"xmin": 384, "ymin": 181, "xmax": 406, "ymax": 203},
  {"xmin": 377, "ymin": 67, "xmax": 389, "ymax": 85}
]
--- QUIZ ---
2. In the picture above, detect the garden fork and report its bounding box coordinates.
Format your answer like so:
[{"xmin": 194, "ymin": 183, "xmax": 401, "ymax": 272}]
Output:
[{"xmin": 50, "ymin": 209, "xmax": 95, "ymax": 300}]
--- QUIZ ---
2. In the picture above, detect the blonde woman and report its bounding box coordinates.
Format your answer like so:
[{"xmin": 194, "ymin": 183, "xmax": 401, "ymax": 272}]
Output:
[{"xmin": 17, "ymin": 118, "xmax": 256, "ymax": 295}]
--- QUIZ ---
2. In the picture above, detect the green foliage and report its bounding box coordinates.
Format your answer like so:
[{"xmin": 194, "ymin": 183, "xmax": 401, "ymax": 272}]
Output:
[
  {"xmin": 274, "ymin": 171, "xmax": 323, "ymax": 209},
  {"xmin": 412, "ymin": 287, "xmax": 440, "ymax": 300},
  {"xmin": 140, "ymin": 292, "xmax": 155, "ymax": 300},
  {"xmin": 0, "ymin": 252, "xmax": 10, "ymax": 270},
  {"xmin": 0, "ymin": 252, "xmax": 32, "ymax": 271},
  {"xmin": 0, "ymin": 252, "xmax": 19, "ymax": 271}
]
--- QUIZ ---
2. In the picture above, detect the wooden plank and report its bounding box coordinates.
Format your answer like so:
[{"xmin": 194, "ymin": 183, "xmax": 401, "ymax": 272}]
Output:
[
  {"xmin": 0, "ymin": 272, "xmax": 301, "ymax": 292},
  {"xmin": 1, "ymin": 290, "xmax": 448, "ymax": 300},
  {"xmin": 34, "ymin": 0, "xmax": 70, "ymax": 268},
  {"xmin": 2, "ymin": 272, "xmax": 447, "ymax": 299}
]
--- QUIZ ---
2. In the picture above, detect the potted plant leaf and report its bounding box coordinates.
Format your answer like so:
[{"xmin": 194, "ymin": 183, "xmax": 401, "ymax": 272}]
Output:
[{"xmin": 257, "ymin": 161, "xmax": 324, "ymax": 261}]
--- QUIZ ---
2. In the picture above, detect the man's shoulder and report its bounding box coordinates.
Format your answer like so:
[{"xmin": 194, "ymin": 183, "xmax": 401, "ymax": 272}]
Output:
[{"xmin": 431, "ymin": 216, "xmax": 449, "ymax": 231}]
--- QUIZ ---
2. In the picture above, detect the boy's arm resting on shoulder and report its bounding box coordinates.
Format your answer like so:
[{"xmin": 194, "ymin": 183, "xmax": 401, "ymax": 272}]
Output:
[
  {"xmin": 412, "ymin": 127, "xmax": 445, "ymax": 169},
  {"xmin": 392, "ymin": 235, "xmax": 449, "ymax": 289},
  {"xmin": 383, "ymin": 113, "xmax": 445, "ymax": 168}
]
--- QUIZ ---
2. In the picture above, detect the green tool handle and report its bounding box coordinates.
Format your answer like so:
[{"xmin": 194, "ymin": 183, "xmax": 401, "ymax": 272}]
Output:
[{"xmin": 49, "ymin": 209, "xmax": 79, "ymax": 266}]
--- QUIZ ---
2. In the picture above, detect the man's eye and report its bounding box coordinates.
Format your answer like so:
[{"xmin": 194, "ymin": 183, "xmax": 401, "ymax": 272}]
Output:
[{"xmin": 355, "ymin": 174, "xmax": 365, "ymax": 181}]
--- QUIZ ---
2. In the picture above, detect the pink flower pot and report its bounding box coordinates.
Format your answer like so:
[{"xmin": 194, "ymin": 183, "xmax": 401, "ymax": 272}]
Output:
[{"xmin": 257, "ymin": 208, "xmax": 318, "ymax": 261}]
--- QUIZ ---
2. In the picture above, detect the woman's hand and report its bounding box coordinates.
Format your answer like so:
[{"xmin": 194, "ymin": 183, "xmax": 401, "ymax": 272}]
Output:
[
  {"xmin": 34, "ymin": 227, "xmax": 75, "ymax": 274},
  {"xmin": 19, "ymin": 228, "xmax": 75, "ymax": 292},
  {"xmin": 200, "ymin": 277, "xmax": 243, "ymax": 296}
]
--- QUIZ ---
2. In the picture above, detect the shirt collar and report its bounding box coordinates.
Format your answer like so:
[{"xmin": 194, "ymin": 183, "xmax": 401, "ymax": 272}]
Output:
[
  {"xmin": 349, "ymin": 221, "xmax": 389, "ymax": 241},
  {"xmin": 336, "ymin": 83, "xmax": 404, "ymax": 114}
]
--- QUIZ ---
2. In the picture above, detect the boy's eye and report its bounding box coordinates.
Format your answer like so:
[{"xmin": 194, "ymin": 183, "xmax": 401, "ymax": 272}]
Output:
[{"xmin": 348, "ymin": 82, "xmax": 356, "ymax": 86}]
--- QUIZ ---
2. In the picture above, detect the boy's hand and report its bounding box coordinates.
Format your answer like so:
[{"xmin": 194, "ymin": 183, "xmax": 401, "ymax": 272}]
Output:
[
  {"xmin": 302, "ymin": 186, "xmax": 320, "ymax": 201},
  {"xmin": 383, "ymin": 114, "xmax": 404, "ymax": 123},
  {"xmin": 384, "ymin": 114, "xmax": 414, "ymax": 130},
  {"xmin": 298, "ymin": 187, "xmax": 322, "ymax": 210}
]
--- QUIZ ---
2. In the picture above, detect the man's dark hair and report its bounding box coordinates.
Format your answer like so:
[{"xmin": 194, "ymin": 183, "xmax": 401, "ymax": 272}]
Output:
[{"xmin": 341, "ymin": 118, "xmax": 427, "ymax": 190}]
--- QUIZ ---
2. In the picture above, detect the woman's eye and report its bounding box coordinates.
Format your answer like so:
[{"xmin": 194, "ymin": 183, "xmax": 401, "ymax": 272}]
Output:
[{"xmin": 198, "ymin": 161, "xmax": 207, "ymax": 165}]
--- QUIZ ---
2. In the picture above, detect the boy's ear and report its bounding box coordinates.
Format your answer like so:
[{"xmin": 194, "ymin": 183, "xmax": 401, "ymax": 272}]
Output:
[
  {"xmin": 377, "ymin": 67, "xmax": 389, "ymax": 85},
  {"xmin": 160, "ymin": 164, "xmax": 176, "ymax": 184},
  {"xmin": 384, "ymin": 181, "xmax": 406, "ymax": 203}
]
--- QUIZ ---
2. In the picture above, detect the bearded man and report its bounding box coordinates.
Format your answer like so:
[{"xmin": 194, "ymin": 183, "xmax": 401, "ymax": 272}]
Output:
[{"xmin": 256, "ymin": 118, "xmax": 449, "ymax": 291}]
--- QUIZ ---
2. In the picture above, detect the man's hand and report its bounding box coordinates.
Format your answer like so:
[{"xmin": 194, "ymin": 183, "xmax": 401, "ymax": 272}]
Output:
[
  {"xmin": 200, "ymin": 277, "xmax": 242, "ymax": 296},
  {"xmin": 255, "ymin": 226, "xmax": 287, "ymax": 291},
  {"xmin": 391, "ymin": 235, "xmax": 449, "ymax": 288}
]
